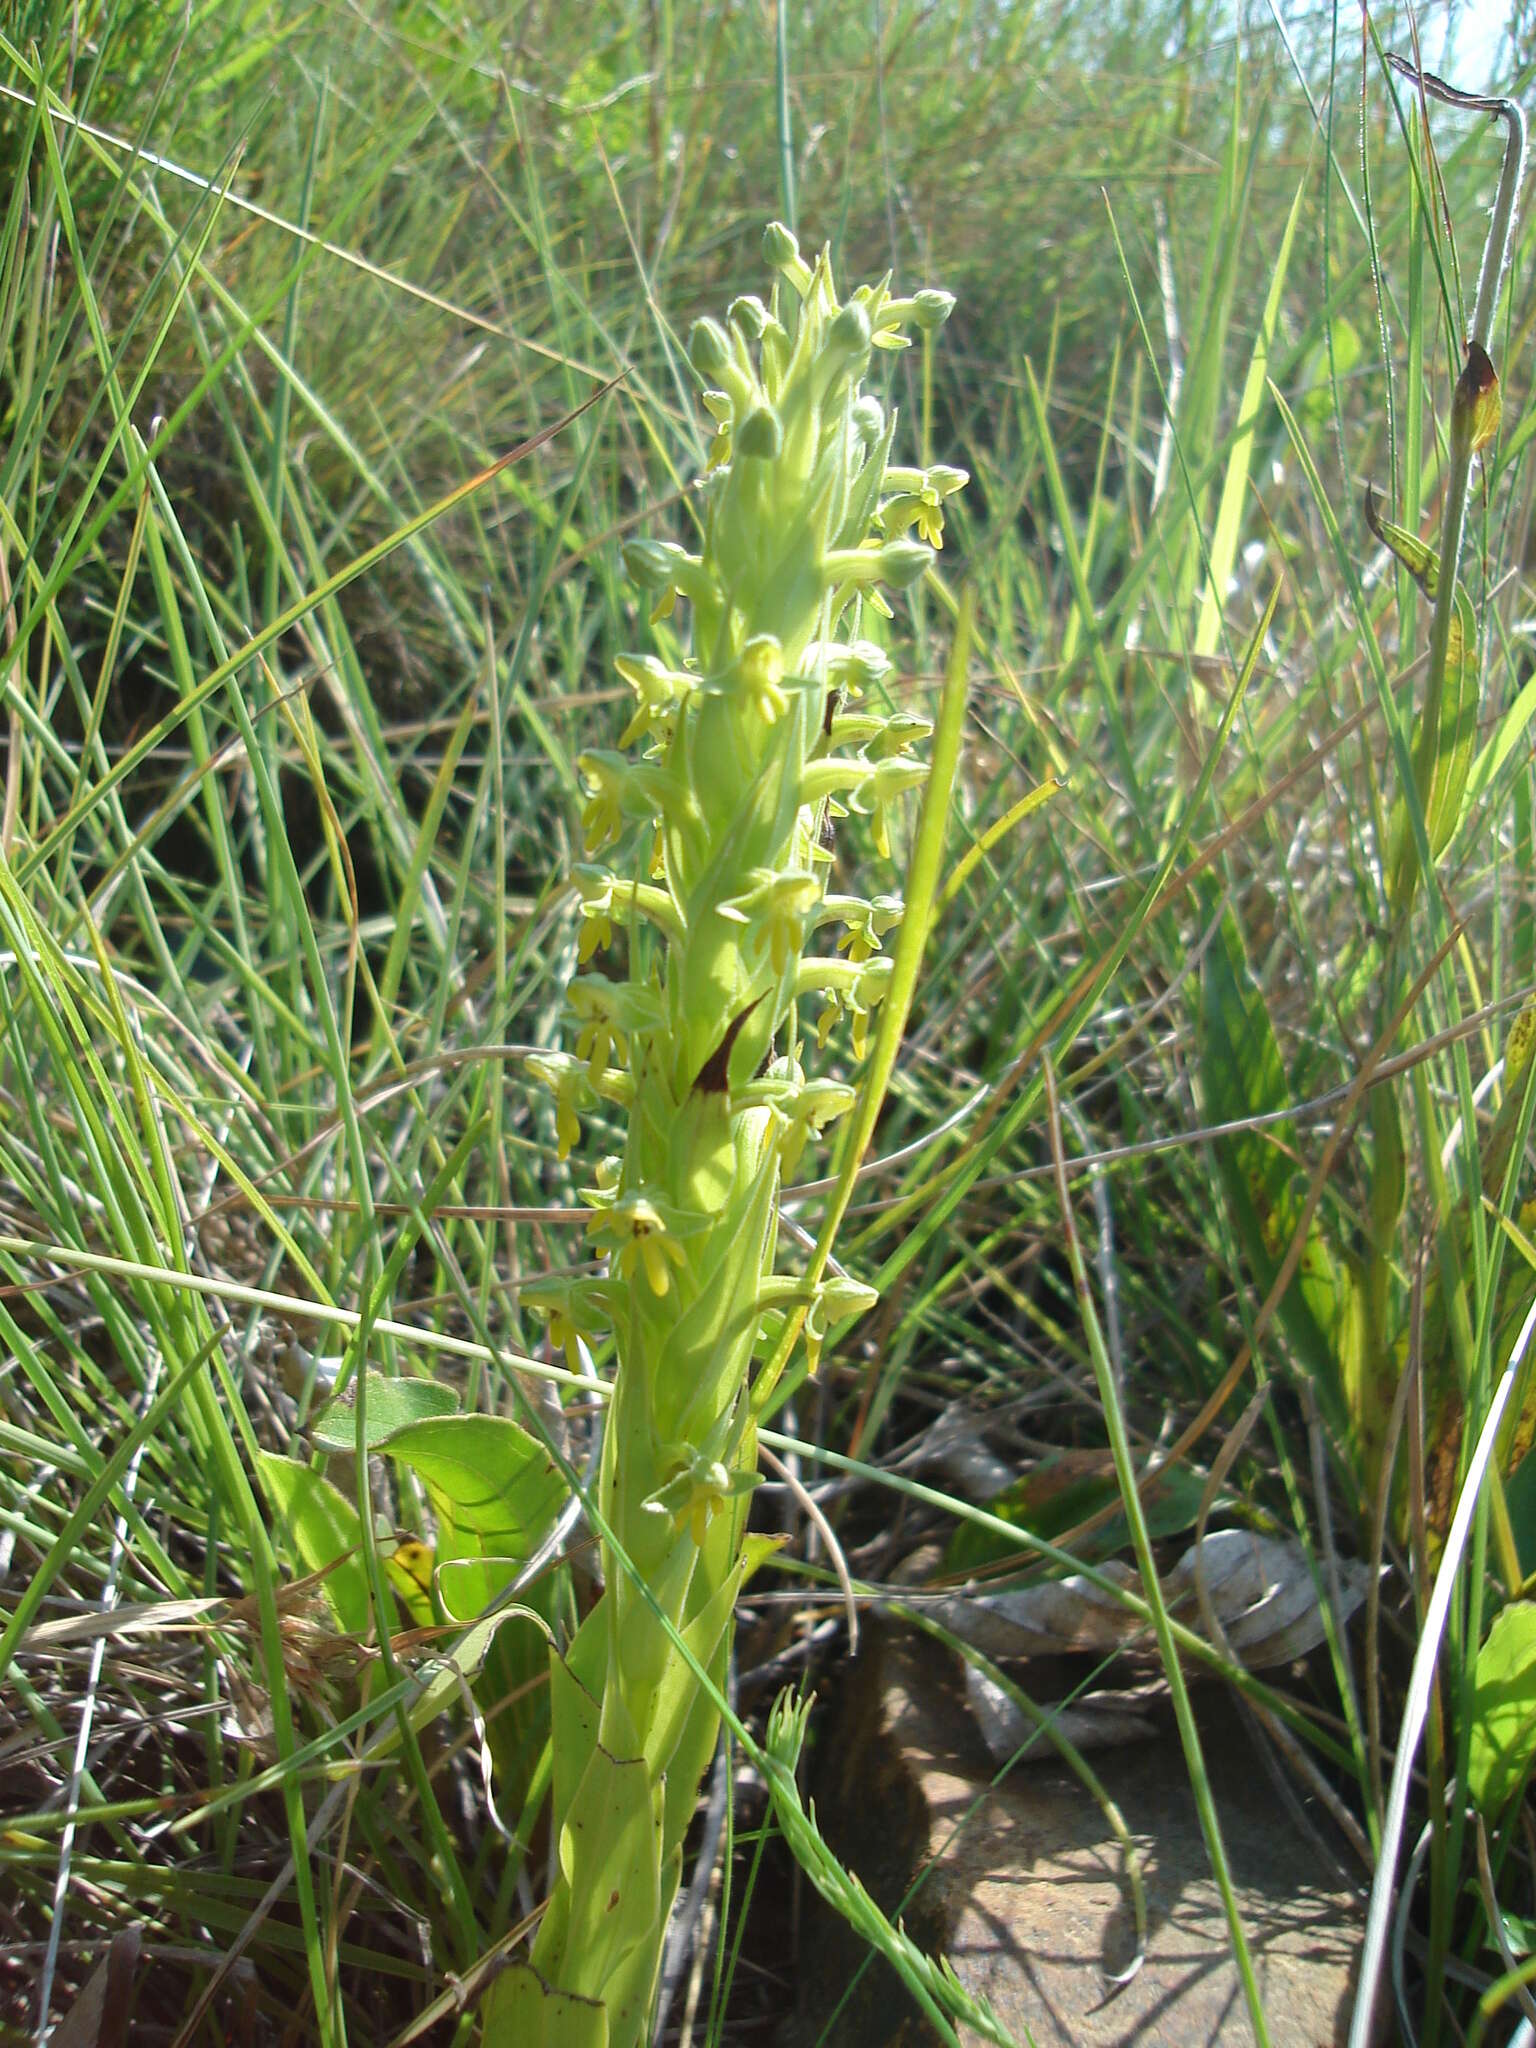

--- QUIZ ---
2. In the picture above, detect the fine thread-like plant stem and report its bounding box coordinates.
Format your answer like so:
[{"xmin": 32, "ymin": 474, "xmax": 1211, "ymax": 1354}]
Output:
[{"xmin": 774, "ymin": 0, "xmax": 796, "ymax": 236}]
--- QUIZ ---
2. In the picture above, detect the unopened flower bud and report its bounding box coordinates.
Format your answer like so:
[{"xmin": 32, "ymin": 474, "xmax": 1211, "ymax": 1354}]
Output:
[
  {"xmin": 623, "ymin": 538, "xmax": 691, "ymax": 590},
  {"xmin": 728, "ymin": 294, "xmax": 771, "ymax": 341},
  {"xmin": 688, "ymin": 316, "xmax": 732, "ymax": 381},
  {"xmin": 736, "ymin": 405, "xmax": 782, "ymax": 461},
  {"xmin": 850, "ymin": 396, "xmax": 885, "ymax": 448},
  {"xmin": 876, "ymin": 537, "xmax": 933, "ymax": 589},
  {"xmin": 762, "ymin": 220, "xmax": 801, "ymax": 271},
  {"xmin": 826, "ymin": 302, "xmax": 871, "ymax": 361},
  {"xmin": 912, "ymin": 288, "xmax": 956, "ymax": 332},
  {"xmin": 806, "ymin": 638, "xmax": 891, "ymax": 693}
]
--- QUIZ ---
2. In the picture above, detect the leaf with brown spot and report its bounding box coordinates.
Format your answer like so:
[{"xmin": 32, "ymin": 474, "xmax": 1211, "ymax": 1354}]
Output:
[{"xmin": 1455, "ymin": 339, "xmax": 1500, "ymax": 454}]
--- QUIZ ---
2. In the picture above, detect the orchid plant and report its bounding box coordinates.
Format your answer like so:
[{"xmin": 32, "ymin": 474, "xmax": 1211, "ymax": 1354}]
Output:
[{"xmin": 486, "ymin": 223, "xmax": 963, "ymax": 2047}]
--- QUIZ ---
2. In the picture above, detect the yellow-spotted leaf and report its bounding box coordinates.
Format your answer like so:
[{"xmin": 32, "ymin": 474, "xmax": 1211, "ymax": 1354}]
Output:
[{"xmin": 385, "ymin": 1537, "xmax": 437, "ymax": 1626}]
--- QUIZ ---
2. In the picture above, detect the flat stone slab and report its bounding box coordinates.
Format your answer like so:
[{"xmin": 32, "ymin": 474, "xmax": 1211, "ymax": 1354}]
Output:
[{"xmin": 792, "ymin": 1619, "xmax": 1369, "ymax": 2047}]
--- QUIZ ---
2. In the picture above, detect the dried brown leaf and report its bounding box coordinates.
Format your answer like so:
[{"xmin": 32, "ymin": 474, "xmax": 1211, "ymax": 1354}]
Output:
[
  {"xmin": 51, "ymin": 1928, "xmax": 141, "ymax": 2048},
  {"xmin": 922, "ymin": 1530, "xmax": 1370, "ymax": 1672}
]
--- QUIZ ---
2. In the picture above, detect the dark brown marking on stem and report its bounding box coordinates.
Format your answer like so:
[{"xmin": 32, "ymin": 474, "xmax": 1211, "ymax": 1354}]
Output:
[{"xmin": 692, "ymin": 993, "xmax": 767, "ymax": 1095}]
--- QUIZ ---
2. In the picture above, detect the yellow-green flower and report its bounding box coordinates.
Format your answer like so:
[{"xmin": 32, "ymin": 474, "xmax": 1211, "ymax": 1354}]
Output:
[
  {"xmin": 525, "ymin": 1051, "xmax": 592, "ymax": 1161},
  {"xmin": 584, "ymin": 1189, "xmax": 689, "ymax": 1297},
  {"xmin": 859, "ymin": 756, "xmax": 929, "ymax": 860},
  {"xmin": 522, "ymin": 1276, "xmax": 614, "ymax": 1378},
  {"xmin": 739, "ymin": 633, "xmax": 787, "ymax": 721},
  {"xmin": 566, "ymin": 977, "xmax": 664, "ymax": 1080},
  {"xmin": 719, "ymin": 866, "xmax": 821, "ymax": 975},
  {"xmin": 777, "ymin": 1077, "xmax": 856, "ymax": 1174},
  {"xmin": 615, "ymin": 652, "xmax": 695, "ymax": 748},
  {"xmin": 828, "ymin": 891, "xmax": 904, "ymax": 964},
  {"xmin": 803, "ymin": 1273, "xmax": 880, "ymax": 1376}
]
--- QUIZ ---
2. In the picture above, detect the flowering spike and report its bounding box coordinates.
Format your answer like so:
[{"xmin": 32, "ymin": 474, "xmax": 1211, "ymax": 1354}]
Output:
[{"xmin": 510, "ymin": 232, "xmax": 965, "ymax": 2046}]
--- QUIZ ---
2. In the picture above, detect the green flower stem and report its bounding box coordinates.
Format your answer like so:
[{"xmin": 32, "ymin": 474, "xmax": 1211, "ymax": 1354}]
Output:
[{"xmin": 491, "ymin": 227, "xmax": 964, "ymax": 2047}]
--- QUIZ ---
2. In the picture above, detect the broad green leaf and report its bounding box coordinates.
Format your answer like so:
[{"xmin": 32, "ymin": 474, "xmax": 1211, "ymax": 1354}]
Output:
[
  {"xmin": 1466, "ymin": 663, "xmax": 1536, "ymax": 808},
  {"xmin": 1366, "ymin": 1083, "xmax": 1407, "ymax": 1256},
  {"xmin": 1469, "ymin": 1601, "xmax": 1536, "ymax": 1817},
  {"xmin": 255, "ymin": 1452, "xmax": 370, "ymax": 1635},
  {"xmin": 1299, "ymin": 315, "xmax": 1362, "ymax": 429},
  {"xmin": 549, "ymin": 1640, "xmax": 604, "ymax": 1849},
  {"xmin": 1505, "ymin": 1444, "xmax": 1536, "ymax": 1581},
  {"xmin": 1363, "ymin": 488, "xmax": 1482, "ymax": 889},
  {"xmin": 653, "ymin": 1541, "xmax": 756, "ymax": 1846},
  {"xmin": 311, "ymin": 1370, "xmax": 459, "ymax": 1454},
  {"xmin": 544, "ymin": 1711, "xmax": 659, "ymax": 2034},
  {"xmin": 480, "ymin": 1966, "xmax": 608, "ymax": 2048},
  {"xmin": 345, "ymin": 1607, "xmax": 547, "ymax": 1772},
  {"xmin": 1479, "ymin": 997, "xmax": 1536, "ymax": 1201},
  {"xmin": 1419, "ymin": 1199, "xmax": 1536, "ymax": 1544},
  {"xmin": 475, "ymin": 1575, "xmax": 561, "ymax": 1813},
  {"xmin": 1489, "ymin": 1909, "xmax": 1536, "ymax": 1958},
  {"xmin": 382, "ymin": 1413, "xmax": 565, "ymax": 1548},
  {"xmin": 1412, "ymin": 583, "xmax": 1479, "ymax": 860}
]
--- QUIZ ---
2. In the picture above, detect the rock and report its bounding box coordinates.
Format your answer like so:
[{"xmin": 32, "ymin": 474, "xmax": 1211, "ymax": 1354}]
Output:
[{"xmin": 791, "ymin": 1618, "xmax": 1371, "ymax": 2047}]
